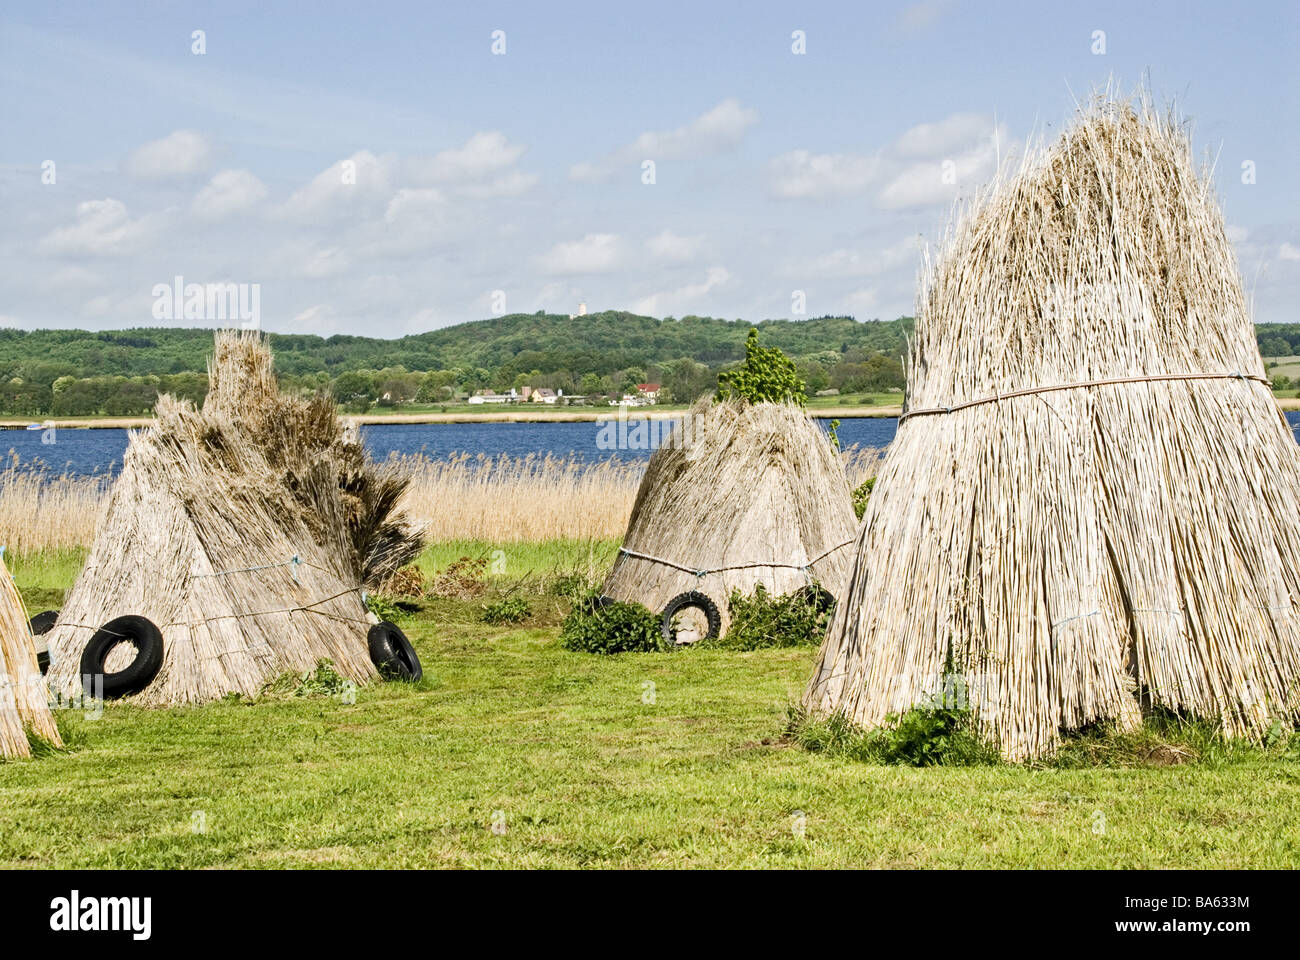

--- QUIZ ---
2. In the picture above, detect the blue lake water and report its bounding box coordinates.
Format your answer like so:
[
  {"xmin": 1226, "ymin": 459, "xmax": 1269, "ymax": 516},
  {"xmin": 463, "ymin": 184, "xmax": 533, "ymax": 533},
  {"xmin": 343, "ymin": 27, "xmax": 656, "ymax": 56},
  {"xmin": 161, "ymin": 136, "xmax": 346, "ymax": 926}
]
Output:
[{"xmin": 3, "ymin": 413, "xmax": 1298, "ymax": 478}]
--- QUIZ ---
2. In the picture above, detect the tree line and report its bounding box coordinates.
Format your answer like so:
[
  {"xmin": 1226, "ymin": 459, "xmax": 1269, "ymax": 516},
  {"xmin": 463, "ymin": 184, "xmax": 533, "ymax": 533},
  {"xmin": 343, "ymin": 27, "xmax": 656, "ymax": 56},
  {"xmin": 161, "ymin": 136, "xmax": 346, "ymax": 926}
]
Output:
[{"xmin": 0, "ymin": 315, "xmax": 1295, "ymax": 416}]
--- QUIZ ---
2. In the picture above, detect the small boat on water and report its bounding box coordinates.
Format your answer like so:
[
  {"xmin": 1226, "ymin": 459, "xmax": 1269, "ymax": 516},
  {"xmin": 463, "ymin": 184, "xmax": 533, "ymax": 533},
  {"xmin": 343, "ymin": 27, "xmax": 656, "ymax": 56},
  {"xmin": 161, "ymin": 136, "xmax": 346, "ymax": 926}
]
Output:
[{"xmin": 24, "ymin": 423, "xmax": 45, "ymax": 431}]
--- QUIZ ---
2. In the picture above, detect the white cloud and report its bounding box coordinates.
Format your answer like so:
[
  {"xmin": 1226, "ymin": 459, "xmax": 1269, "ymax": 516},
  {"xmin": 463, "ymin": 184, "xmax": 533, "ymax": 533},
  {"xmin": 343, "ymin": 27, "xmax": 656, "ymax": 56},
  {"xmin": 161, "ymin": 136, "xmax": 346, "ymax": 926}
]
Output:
[
  {"xmin": 876, "ymin": 144, "xmax": 999, "ymax": 210},
  {"xmin": 1280, "ymin": 242, "xmax": 1300, "ymax": 262},
  {"xmin": 645, "ymin": 229, "xmax": 706, "ymax": 263},
  {"xmin": 1225, "ymin": 224, "xmax": 1250, "ymax": 243},
  {"xmin": 892, "ymin": 113, "xmax": 992, "ymax": 158},
  {"xmin": 417, "ymin": 132, "xmax": 526, "ymax": 182},
  {"xmin": 409, "ymin": 132, "xmax": 538, "ymax": 199},
  {"xmin": 37, "ymin": 198, "xmax": 158, "ymax": 256},
  {"xmin": 769, "ymin": 150, "xmax": 880, "ymax": 199},
  {"xmin": 769, "ymin": 113, "xmax": 1005, "ymax": 209},
  {"xmin": 123, "ymin": 130, "xmax": 213, "ymax": 180},
  {"xmin": 191, "ymin": 169, "xmax": 268, "ymax": 220},
  {"xmin": 632, "ymin": 266, "xmax": 731, "ymax": 316},
  {"xmin": 794, "ymin": 238, "xmax": 918, "ymax": 279},
  {"xmin": 277, "ymin": 150, "xmax": 395, "ymax": 223},
  {"xmin": 537, "ymin": 233, "xmax": 622, "ymax": 275},
  {"xmin": 570, "ymin": 99, "xmax": 758, "ymax": 182}
]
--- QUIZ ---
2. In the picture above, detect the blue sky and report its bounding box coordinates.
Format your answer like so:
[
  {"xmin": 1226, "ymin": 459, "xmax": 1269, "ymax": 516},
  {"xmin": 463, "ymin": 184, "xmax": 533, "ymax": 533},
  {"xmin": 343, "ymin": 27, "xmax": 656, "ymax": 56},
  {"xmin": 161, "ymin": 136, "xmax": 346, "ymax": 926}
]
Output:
[{"xmin": 3, "ymin": 0, "xmax": 1297, "ymax": 336}]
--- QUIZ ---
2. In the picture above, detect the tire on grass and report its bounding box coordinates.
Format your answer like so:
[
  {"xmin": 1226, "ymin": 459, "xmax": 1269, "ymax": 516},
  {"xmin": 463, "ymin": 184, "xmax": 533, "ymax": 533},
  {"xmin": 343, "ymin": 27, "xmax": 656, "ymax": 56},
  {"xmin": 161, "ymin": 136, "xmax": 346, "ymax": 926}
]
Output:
[{"xmin": 368, "ymin": 621, "xmax": 422, "ymax": 682}]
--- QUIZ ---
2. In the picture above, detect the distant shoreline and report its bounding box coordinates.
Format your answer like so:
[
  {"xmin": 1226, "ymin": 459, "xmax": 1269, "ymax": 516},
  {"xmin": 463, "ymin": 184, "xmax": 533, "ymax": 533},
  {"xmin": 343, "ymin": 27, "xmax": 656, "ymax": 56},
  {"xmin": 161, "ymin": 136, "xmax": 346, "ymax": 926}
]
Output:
[
  {"xmin": 0, "ymin": 404, "xmax": 906, "ymax": 429},
  {"xmin": 4, "ymin": 396, "xmax": 1298, "ymax": 429}
]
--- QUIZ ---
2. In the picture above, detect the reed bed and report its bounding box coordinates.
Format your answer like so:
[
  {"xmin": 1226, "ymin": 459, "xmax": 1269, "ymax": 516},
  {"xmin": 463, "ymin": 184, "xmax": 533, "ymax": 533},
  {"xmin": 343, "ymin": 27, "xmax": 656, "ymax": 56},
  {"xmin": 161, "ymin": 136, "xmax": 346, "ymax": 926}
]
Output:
[
  {"xmin": 806, "ymin": 93, "xmax": 1300, "ymax": 760},
  {"xmin": 0, "ymin": 459, "xmax": 108, "ymax": 554},
  {"xmin": 0, "ymin": 446, "xmax": 881, "ymax": 553}
]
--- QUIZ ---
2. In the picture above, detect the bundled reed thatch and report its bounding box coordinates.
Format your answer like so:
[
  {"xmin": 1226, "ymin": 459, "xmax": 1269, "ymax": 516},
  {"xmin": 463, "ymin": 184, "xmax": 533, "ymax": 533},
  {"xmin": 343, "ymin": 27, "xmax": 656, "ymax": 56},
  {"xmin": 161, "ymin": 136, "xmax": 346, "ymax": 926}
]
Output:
[
  {"xmin": 0, "ymin": 550, "xmax": 61, "ymax": 757},
  {"xmin": 45, "ymin": 330, "xmax": 422, "ymax": 706},
  {"xmin": 805, "ymin": 95, "xmax": 1300, "ymax": 760},
  {"xmin": 602, "ymin": 397, "xmax": 858, "ymax": 634}
]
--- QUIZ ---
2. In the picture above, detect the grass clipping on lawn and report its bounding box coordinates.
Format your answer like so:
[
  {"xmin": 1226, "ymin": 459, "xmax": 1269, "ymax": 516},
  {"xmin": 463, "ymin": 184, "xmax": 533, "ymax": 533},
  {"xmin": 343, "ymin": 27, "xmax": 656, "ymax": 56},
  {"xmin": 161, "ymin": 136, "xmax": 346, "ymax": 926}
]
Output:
[
  {"xmin": 44, "ymin": 330, "xmax": 422, "ymax": 707},
  {"xmin": 805, "ymin": 95, "xmax": 1300, "ymax": 761},
  {"xmin": 602, "ymin": 396, "xmax": 857, "ymax": 635},
  {"xmin": 0, "ymin": 550, "xmax": 60, "ymax": 757}
]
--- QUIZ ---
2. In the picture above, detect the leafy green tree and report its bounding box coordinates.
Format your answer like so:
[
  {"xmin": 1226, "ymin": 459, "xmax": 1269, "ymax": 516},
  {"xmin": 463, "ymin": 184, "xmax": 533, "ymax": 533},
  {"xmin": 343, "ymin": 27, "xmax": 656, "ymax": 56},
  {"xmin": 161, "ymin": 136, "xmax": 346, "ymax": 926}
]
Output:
[{"xmin": 715, "ymin": 329, "xmax": 805, "ymax": 406}]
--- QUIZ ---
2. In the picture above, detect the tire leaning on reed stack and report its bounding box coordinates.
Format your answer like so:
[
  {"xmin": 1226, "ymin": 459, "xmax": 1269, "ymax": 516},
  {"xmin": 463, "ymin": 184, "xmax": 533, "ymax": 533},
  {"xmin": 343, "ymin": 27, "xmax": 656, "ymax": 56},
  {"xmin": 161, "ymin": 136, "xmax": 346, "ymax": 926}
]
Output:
[
  {"xmin": 661, "ymin": 591, "xmax": 722, "ymax": 645},
  {"xmin": 28, "ymin": 609, "xmax": 58, "ymax": 674},
  {"xmin": 368, "ymin": 621, "xmax": 422, "ymax": 682},
  {"xmin": 79, "ymin": 615, "xmax": 164, "ymax": 700}
]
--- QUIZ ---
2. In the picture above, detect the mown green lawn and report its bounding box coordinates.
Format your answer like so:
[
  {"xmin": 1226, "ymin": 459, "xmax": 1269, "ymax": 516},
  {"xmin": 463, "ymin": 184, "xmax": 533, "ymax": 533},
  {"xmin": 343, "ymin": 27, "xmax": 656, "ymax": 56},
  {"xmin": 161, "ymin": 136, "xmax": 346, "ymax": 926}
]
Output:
[{"xmin": 1, "ymin": 548, "xmax": 1298, "ymax": 868}]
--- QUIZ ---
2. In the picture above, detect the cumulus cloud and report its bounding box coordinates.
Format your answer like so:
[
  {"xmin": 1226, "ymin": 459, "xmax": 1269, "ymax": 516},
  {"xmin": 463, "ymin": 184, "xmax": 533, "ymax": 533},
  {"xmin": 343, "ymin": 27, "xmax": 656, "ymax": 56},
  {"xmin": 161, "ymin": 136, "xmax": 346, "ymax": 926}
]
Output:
[
  {"xmin": 768, "ymin": 151, "xmax": 880, "ymax": 199},
  {"xmin": 411, "ymin": 132, "xmax": 539, "ymax": 199},
  {"xmin": 571, "ymin": 99, "xmax": 758, "ymax": 182},
  {"xmin": 645, "ymin": 229, "xmax": 706, "ymax": 263},
  {"xmin": 632, "ymin": 266, "xmax": 731, "ymax": 316},
  {"xmin": 124, "ymin": 130, "xmax": 213, "ymax": 180},
  {"xmin": 1280, "ymin": 242, "xmax": 1300, "ymax": 261},
  {"xmin": 769, "ymin": 112, "xmax": 1006, "ymax": 209},
  {"xmin": 277, "ymin": 150, "xmax": 395, "ymax": 222},
  {"xmin": 537, "ymin": 233, "xmax": 622, "ymax": 275},
  {"xmin": 191, "ymin": 169, "xmax": 268, "ymax": 220},
  {"xmin": 37, "ymin": 198, "xmax": 158, "ymax": 256},
  {"xmin": 418, "ymin": 132, "xmax": 525, "ymax": 182}
]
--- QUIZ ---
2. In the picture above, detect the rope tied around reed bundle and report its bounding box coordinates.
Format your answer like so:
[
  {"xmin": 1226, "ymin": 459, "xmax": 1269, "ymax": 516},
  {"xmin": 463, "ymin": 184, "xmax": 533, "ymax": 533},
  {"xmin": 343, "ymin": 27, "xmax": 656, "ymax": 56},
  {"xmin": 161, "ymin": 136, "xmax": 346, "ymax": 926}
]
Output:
[
  {"xmin": 618, "ymin": 537, "xmax": 855, "ymax": 580},
  {"xmin": 191, "ymin": 554, "xmax": 303, "ymax": 583},
  {"xmin": 55, "ymin": 549, "xmax": 373, "ymax": 636},
  {"xmin": 897, "ymin": 370, "xmax": 1272, "ymax": 424}
]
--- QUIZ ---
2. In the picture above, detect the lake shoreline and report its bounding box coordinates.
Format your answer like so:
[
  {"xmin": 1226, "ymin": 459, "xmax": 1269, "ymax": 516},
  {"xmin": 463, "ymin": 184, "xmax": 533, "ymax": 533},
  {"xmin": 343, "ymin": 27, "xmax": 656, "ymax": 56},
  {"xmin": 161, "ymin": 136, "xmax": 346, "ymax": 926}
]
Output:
[
  {"xmin": 4, "ymin": 396, "xmax": 1299, "ymax": 429},
  {"xmin": 0, "ymin": 404, "xmax": 903, "ymax": 429}
]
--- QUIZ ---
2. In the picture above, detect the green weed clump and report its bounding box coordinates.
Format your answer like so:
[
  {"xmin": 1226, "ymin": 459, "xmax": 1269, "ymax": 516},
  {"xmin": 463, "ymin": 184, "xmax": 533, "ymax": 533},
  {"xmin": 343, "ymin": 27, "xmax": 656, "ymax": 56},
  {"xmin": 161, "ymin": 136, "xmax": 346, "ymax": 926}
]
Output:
[
  {"xmin": 789, "ymin": 704, "xmax": 1000, "ymax": 767},
  {"xmin": 481, "ymin": 594, "xmax": 532, "ymax": 625},
  {"xmin": 710, "ymin": 584, "xmax": 830, "ymax": 650},
  {"xmin": 560, "ymin": 594, "xmax": 668, "ymax": 654}
]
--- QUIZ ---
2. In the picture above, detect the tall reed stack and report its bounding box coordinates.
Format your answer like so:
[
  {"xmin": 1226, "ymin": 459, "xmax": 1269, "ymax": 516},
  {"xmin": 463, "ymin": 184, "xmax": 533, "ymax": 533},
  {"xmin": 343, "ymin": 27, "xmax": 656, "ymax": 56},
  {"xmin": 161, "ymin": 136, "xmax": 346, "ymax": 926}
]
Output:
[
  {"xmin": 0, "ymin": 550, "xmax": 61, "ymax": 757},
  {"xmin": 603, "ymin": 397, "xmax": 858, "ymax": 634},
  {"xmin": 805, "ymin": 96, "xmax": 1300, "ymax": 760},
  {"xmin": 44, "ymin": 331, "xmax": 422, "ymax": 706}
]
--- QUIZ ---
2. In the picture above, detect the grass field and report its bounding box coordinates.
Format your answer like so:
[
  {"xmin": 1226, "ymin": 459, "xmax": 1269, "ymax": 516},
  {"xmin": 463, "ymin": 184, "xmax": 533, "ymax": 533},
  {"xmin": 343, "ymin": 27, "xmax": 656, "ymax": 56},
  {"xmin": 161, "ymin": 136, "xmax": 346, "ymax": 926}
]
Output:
[{"xmin": 2, "ymin": 545, "xmax": 1298, "ymax": 869}]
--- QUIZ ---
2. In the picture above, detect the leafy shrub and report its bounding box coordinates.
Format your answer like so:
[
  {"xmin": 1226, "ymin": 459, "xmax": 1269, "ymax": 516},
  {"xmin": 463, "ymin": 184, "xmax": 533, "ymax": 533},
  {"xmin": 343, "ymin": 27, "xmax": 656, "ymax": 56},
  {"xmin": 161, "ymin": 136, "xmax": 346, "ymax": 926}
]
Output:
[
  {"xmin": 851, "ymin": 476, "xmax": 876, "ymax": 520},
  {"xmin": 560, "ymin": 594, "xmax": 668, "ymax": 654},
  {"xmin": 712, "ymin": 584, "xmax": 831, "ymax": 650},
  {"xmin": 716, "ymin": 329, "xmax": 806, "ymax": 406},
  {"xmin": 365, "ymin": 593, "xmax": 406, "ymax": 623},
  {"xmin": 480, "ymin": 594, "xmax": 531, "ymax": 625},
  {"xmin": 789, "ymin": 703, "xmax": 999, "ymax": 767}
]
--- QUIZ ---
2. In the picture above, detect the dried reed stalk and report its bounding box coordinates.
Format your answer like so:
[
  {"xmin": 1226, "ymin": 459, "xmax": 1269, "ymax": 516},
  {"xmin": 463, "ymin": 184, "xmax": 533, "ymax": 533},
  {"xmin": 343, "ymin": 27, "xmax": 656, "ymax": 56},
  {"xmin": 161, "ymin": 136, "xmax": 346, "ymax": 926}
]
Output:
[
  {"xmin": 805, "ymin": 94, "xmax": 1300, "ymax": 760},
  {"xmin": 0, "ymin": 550, "xmax": 61, "ymax": 757},
  {"xmin": 44, "ymin": 331, "xmax": 422, "ymax": 706},
  {"xmin": 603, "ymin": 397, "xmax": 858, "ymax": 633}
]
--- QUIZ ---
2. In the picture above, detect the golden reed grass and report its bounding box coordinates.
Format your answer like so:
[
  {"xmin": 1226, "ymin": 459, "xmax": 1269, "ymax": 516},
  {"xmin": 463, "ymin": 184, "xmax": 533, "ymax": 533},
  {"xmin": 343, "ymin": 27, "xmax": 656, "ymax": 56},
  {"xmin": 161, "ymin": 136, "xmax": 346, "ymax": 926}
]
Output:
[
  {"xmin": 0, "ymin": 549, "xmax": 61, "ymax": 757},
  {"xmin": 806, "ymin": 93, "xmax": 1300, "ymax": 760},
  {"xmin": 0, "ymin": 447, "xmax": 881, "ymax": 551}
]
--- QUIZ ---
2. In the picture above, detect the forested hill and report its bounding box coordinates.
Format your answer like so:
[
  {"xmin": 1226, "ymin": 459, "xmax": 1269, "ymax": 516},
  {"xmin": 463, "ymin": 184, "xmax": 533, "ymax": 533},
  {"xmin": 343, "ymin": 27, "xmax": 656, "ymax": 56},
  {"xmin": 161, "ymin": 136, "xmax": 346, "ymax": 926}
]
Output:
[
  {"xmin": 0, "ymin": 313, "xmax": 1296, "ymax": 417},
  {"xmin": 0, "ymin": 313, "xmax": 910, "ymax": 380}
]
